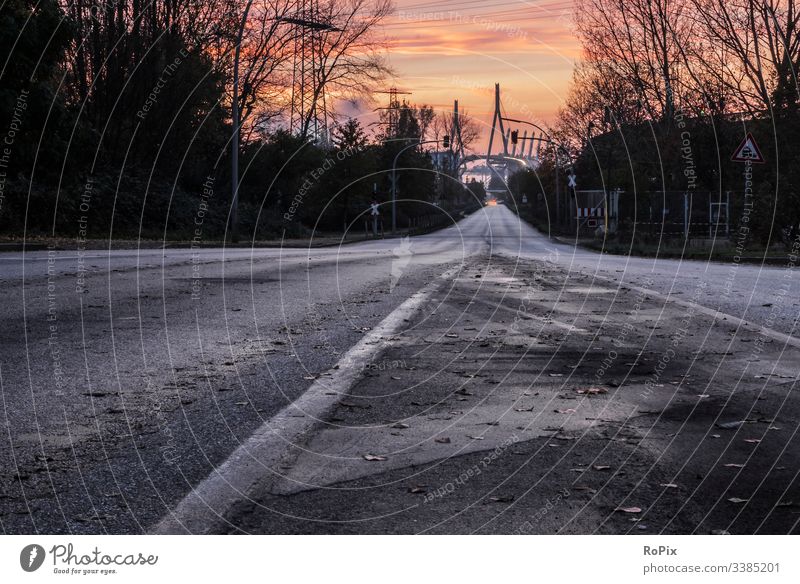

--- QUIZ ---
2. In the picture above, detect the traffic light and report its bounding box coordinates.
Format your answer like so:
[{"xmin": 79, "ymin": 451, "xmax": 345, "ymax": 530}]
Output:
[
  {"xmin": 442, "ymin": 135, "xmax": 450, "ymax": 148},
  {"xmin": 511, "ymin": 130, "xmax": 518, "ymax": 145}
]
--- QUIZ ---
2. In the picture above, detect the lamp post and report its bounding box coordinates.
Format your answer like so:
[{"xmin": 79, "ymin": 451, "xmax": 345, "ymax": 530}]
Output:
[
  {"xmin": 230, "ymin": 6, "xmax": 337, "ymax": 243},
  {"xmin": 391, "ymin": 138, "xmax": 442, "ymax": 234},
  {"xmin": 230, "ymin": 0, "xmax": 255, "ymax": 244}
]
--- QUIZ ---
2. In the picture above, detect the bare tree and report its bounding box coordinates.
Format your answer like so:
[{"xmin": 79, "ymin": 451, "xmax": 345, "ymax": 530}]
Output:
[
  {"xmin": 685, "ymin": 0, "xmax": 800, "ymax": 114},
  {"xmin": 297, "ymin": 0, "xmax": 394, "ymax": 138},
  {"xmin": 575, "ymin": 0, "xmax": 693, "ymax": 123}
]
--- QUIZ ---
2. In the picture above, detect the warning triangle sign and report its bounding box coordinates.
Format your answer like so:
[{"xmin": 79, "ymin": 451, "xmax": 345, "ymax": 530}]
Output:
[{"xmin": 731, "ymin": 133, "xmax": 765, "ymax": 163}]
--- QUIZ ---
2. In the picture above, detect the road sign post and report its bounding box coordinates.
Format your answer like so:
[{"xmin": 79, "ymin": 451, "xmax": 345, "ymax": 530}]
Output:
[
  {"xmin": 731, "ymin": 133, "xmax": 765, "ymax": 164},
  {"xmin": 371, "ymin": 201, "xmax": 380, "ymax": 237}
]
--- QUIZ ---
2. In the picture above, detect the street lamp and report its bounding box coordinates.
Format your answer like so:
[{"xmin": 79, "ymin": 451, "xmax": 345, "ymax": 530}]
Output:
[
  {"xmin": 230, "ymin": 7, "xmax": 338, "ymax": 243},
  {"xmin": 391, "ymin": 138, "xmax": 442, "ymax": 234},
  {"xmin": 230, "ymin": 0, "xmax": 255, "ymax": 244}
]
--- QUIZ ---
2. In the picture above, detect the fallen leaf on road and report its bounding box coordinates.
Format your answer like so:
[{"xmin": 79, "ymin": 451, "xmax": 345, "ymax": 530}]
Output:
[
  {"xmin": 775, "ymin": 500, "xmax": 799, "ymax": 508},
  {"xmin": 723, "ymin": 463, "xmax": 745, "ymax": 468},
  {"xmin": 549, "ymin": 373, "xmax": 563, "ymax": 377},
  {"xmin": 363, "ymin": 454, "xmax": 387, "ymax": 461},
  {"xmin": 435, "ymin": 437, "xmax": 451, "ymax": 444},
  {"xmin": 466, "ymin": 435, "xmax": 485, "ymax": 440},
  {"xmin": 577, "ymin": 387, "xmax": 607, "ymax": 395},
  {"xmin": 391, "ymin": 376, "xmax": 401, "ymax": 380},
  {"xmin": 489, "ymin": 495, "xmax": 515, "ymax": 503},
  {"xmin": 697, "ymin": 394, "xmax": 710, "ymax": 398},
  {"xmin": 391, "ymin": 422, "xmax": 409, "ymax": 429},
  {"xmin": 445, "ymin": 333, "xmax": 459, "ymax": 338},
  {"xmin": 711, "ymin": 529, "xmax": 730, "ymax": 535},
  {"xmin": 303, "ymin": 375, "xmax": 317, "ymax": 380},
  {"xmin": 556, "ymin": 408, "xmax": 577, "ymax": 414},
  {"xmin": 659, "ymin": 483, "xmax": 679, "ymax": 488},
  {"xmin": 614, "ymin": 507, "xmax": 642, "ymax": 514},
  {"xmin": 727, "ymin": 497, "xmax": 749, "ymax": 504},
  {"xmin": 408, "ymin": 486, "xmax": 427, "ymax": 494},
  {"xmin": 593, "ymin": 465, "xmax": 611, "ymax": 471}
]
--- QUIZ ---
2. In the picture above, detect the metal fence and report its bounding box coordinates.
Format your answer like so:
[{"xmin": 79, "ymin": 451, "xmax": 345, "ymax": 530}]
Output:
[{"xmin": 574, "ymin": 190, "xmax": 732, "ymax": 239}]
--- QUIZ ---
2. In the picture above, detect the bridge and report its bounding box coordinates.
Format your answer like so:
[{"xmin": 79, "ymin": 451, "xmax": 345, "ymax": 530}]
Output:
[{"xmin": 443, "ymin": 84, "xmax": 552, "ymax": 187}]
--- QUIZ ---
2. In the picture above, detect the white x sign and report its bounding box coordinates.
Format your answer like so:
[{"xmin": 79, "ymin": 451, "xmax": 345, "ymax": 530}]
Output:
[{"xmin": 567, "ymin": 174, "xmax": 577, "ymax": 188}]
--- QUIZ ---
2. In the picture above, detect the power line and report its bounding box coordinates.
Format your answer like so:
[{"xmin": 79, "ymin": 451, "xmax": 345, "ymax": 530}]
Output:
[
  {"xmin": 384, "ymin": 2, "xmax": 572, "ymax": 29},
  {"xmin": 399, "ymin": 0, "xmax": 568, "ymax": 12},
  {"xmin": 383, "ymin": 10, "xmax": 573, "ymax": 30}
]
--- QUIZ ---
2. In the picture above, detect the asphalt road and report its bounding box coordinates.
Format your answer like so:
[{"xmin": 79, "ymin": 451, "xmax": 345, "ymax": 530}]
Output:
[{"xmin": 2, "ymin": 205, "xmax": 800, "ymax": 534}]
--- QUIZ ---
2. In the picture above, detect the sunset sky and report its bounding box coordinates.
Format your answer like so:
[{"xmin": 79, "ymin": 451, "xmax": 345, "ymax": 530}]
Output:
[{"xmin": 371, "ymin": 0, "xmax": 581, "ymax": 147}]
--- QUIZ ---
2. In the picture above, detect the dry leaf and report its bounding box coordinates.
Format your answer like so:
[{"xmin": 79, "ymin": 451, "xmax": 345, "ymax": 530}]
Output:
[
  {"xmin": 467, "ymin": 435, "xmax": 485, "ymax": 440},
  {"xmin": 408, "ymin": 486, "xmax": 426, "ymax": 494},
  {"xmin": 577, "ymin": 387, "xmax": 608, "ymax": 395},
  {"xmin": 489, "ymin": 495, "xmax": 515, "ymax": 503},
  {"xmin": 660, "ymin": 483, "xmax": 679, "ymax": 488},
  {"xmin": 717, "ymin": 421, "xmax": 745, "ymax": 429},
  {"xmin": 744, "ymin": 438, "xmax": 761, "ymax": 444},
  {"xmin": 363, "ymin": 454, "xmax": 387, "ymax": 461},
  {"xmin": 593, "ymin": 465, "xmax": 611, "ymax": 471},
  {"xmin": 556, "ymin": 408, "xmax": 577, "ymax": 414},
  {"xmin": 435, "ymin": 437, "xmax": 451, "ymax": 444},
  {"xmin": 727, "ymin": 497, "xmax": 749, "ymax": 504},
  {"xmin": 614, "ymin": 506, "xmax": 642, "ymax": 514},
  {"xmin": 391, "ymin": 422, "xmax": 409, "ymax": 429},
  {"xmin": 724, "ymin": 463, "xmax": 745, "ymax": 468}
]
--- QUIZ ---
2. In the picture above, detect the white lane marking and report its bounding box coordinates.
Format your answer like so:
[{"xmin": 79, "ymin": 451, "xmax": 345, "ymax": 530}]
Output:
[
  {"xmin": 152, "ymin": 263, "xmax": 464, "ymax": 534},
  {"xmin": 610, "ymin": 277, "xmax": 800, "ymax": 350}
]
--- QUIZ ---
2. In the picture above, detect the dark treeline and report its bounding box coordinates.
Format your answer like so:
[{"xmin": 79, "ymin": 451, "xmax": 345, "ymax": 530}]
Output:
[
  {"xmin": 510, "ymin": 0, "xmax": 800, "ymax": 245},
  {"xmin": 0, "ymin": 0, "xmax": 481, "ymax": 241}
]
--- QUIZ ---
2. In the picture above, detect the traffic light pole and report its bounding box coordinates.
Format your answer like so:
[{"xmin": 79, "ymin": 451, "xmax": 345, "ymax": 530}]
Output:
[{"xmin": 505, "ymin": 121, "xmax": 573, "ymax": 228}]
